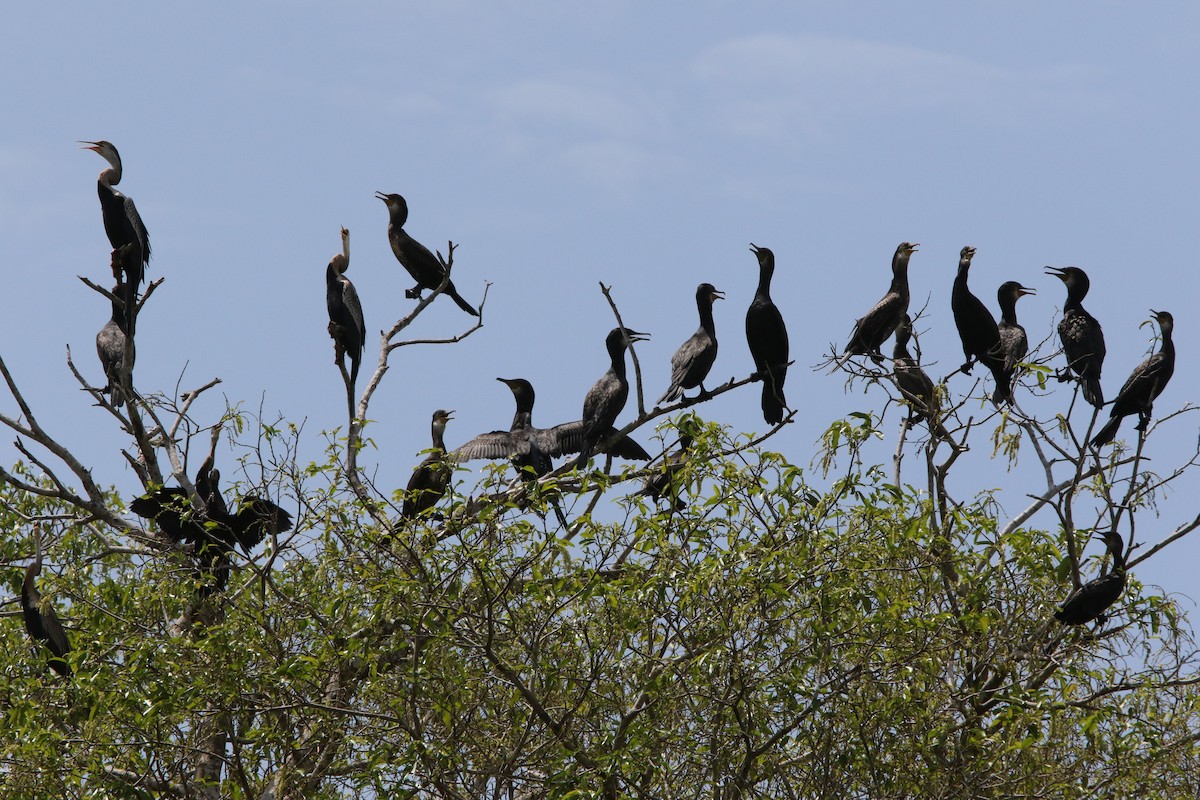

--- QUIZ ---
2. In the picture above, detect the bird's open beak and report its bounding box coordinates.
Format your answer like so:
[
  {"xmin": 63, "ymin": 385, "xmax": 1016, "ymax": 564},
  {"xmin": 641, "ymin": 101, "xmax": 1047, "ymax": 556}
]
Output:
[
  {"xmin": 626, "ymin": 329, "xmax": 650, "ymax": 343},
  {"xmin": 1019, "ymin": 286, "xmax": 1037, "ymax": 297},
  {"xmin": 1044, "ymin": 266, "xmax": 1064, "ymax": 278},
  {"xmin": 374, "ymin": 191, "xmax": 389, "ymax": 202},
  {"xmin": 712, "ymin": 289, "xmax": 725, "ymax": 301},
  {"xmin": 79, "ymin": 141, "xmax": 100, "ymax": 150}
]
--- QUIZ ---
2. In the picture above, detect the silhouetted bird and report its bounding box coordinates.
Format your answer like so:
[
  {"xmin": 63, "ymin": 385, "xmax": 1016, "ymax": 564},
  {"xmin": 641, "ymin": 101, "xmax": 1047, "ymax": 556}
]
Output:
[
  {"xmin": 22, "ymin": 530, "xmax": 72, "ymax": 677},
  {"xmin": 401, "ymin": 409, "xmax": 455, "ymax": 522},
  {"xmin": 892, "ymin": 315, "xmax": 953, "ymax": 444},
  {"xmin": 375, "ymin": 192, "xmax": 477, "ymax": 315},
  {"xmin": 843, "ymin": 242, "xmax": 919, "ymax": 364},
  {"xmin": 746, "ymin": 245, "xmax": 789, "ymax": 424},
  {"xmin": 951, "ymin": 246, "xmax": 1012, "ymax": 403},
  {"xmin": 637, "ymin": 432, "xmax": 695, "ymax": 512},
  {"xmin": 659, "ymin": 283, "xmax": 723, "ymax": 404},
  {"xmin": 82, "ymin": 141, "xmax": 150, "ymax": 332},
  {"xmin": 1055, "ymin": 530, "xmax": 1126, "ymax": 626},
  {"xmin": 326, "ymin": 228, "xmax": 366, "ymax": 386},
  {"xmin": 1046, "ymin": 266, "xmax": 1105, "ymax": 408},
  {"xmin": 994, "ymin": 281, "xmax": 1036, "ymax": 405},
  {"xmin": 456, "ymin": 378, "xmax": 649, "ymax": 474},
  {"xmin": 580, "ymin": 328, "xmax": 650, "ymax": 464},
  {"xmin": 1090, "ymin": 310, "xmax": 1175, "ymax": 447},
  {"xmin": 96, "ymin": 284, "xmax": 134, "ymax": 408}
]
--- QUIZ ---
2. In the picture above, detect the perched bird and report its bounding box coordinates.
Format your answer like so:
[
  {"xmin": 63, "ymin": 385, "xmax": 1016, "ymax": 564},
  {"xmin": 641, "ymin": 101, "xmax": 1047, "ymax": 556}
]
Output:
[
  {"xmin": 1055, "ymin": 530, "xmax": 1126, "ymax": 626},
  {"xmin": 455, "ymin": 378, "xmax": 650, "ymax": 474},
  {"xmin": 375, "ymin": 192, "xmax": 478, "ymax": 315},
  {"xmin": 82, "ymin": 140, "xmax": 150, "ymax": 332},
  {"xmin": 326, "ymin": 227, "xmax": 366, "ymax": 386},
  {"xmin": 21, "ymin": 529, "xmax": 72, "ymax": 677},
  {"xmin": 659, "ymin": 283, "xmax": 724, "ymax": 404},
  {"xmin": 1046, "ymin": 266, "xmax": 1105, "ymax": 408},
  {"xmin": 843, "ymin": 242, "xmax": 919, "ymax": 364},
  {"xmin": 131, "ymin": 455, "xmax": 293, "ymax": 555},
  {"xmin": 96, "ymin": 284, "xmax": 134, "ymax": 408},
  {"xmin": 994, "ymin": 281, "xmax": 1036, "ymax": 405},
  {"xmin": 637, "ymin": 431, "xmax": 695, "ymax": 512},
  {"xmin": 950, "ymin": 246, "xmax": 1011, "ymax": 403},
  {"xmin": 1090, "ymin": 310, "xmax": 1175, "ymax": 447},
  {"xmin": 400, "ymin": 409, "xmax": 455, "ymax": 522},
  {"xmin": 746, "ymin": 245, "xmax": 789, "ymax": 425},
  {"xmin": 580, "ymin": 328, "xmax": 650, "ymax": 464},
  {"xmin": 892, "ymin": 315, "xmax": 953, "ymax": 444}
]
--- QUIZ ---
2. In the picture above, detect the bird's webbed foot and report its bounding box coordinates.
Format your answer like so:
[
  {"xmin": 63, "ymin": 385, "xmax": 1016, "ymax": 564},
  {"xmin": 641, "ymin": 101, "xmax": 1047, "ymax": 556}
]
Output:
[
  {"xmin": 870, "ymin": 351, "xmax": 885, "ymax": 365},
  {"xmin": 405, "ymin": 286, "xmax": 424, "ymax": 300},
  {"xmin": 1135, "ymin": 408, "xmax": 1153, "ymax": 432},
  {"xmin": 1054, "ymin": 368, "xmax": 1074, "ymax": 384},
  {"xmin": 961, "ymin": 359, "xmax": 975, "ymax": 375}
]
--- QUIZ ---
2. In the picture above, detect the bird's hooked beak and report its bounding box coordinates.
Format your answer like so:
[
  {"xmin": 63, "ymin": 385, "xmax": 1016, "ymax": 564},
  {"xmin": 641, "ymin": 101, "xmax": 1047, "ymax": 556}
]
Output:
[
  {"xmin": 748, "ymin": 243, "xmax": 760, "ymax": 255},
  {"xmin": 1045, "ymin": 266, "xmax": 1067, "ymax": 282},
  {"xmin": 625, "ymin": 329, "xmax": 651, "ymax": 344},
  {"xmin": 79, "ymin": 140, "xmax": 101, "ymax": 151},
  {"xmin": 1017, "ymin": 285, "xmax": 1037, "ymax": 297},
  {"xmin": 711, "ymin": 288, "xmax": 725, "ymax": 302},
  {"xmin": 906, "ymin": 243, "xmax": 920, "ymax": 253},
  {"xmin": 374, "ymin": 191, "xmax": 390, "ymax": 204}
]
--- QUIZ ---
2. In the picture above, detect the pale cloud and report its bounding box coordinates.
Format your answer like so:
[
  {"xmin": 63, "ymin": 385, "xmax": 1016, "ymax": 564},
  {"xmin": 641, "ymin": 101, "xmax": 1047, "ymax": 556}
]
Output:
[{"xmin": 691, "ymin": 33, "xmax": 1118, "ymax": 141}]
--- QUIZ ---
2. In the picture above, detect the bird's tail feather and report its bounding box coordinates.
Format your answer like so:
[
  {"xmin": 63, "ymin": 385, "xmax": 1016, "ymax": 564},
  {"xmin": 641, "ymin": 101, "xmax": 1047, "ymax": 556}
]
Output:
[
  {"xmin": 1082, "ymin": 377, "xmax": 1104, "ymax": 408},
  {"xmin": 448, "ymin": 286, "xmax": 479, "ymax": 316},
  {"xmin": 1090, "ymin": 415, "xmax": 1121, "ymax": 447}
]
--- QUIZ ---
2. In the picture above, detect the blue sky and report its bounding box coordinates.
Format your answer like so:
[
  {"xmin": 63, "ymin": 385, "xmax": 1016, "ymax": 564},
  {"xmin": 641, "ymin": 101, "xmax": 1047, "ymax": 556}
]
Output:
[{"xmin": 2, "ymin": 4, "xmax": 1198, "ymax": 599}]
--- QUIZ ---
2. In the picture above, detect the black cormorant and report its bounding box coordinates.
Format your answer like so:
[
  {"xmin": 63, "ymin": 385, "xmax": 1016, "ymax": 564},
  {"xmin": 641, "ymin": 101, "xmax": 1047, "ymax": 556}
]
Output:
[
  {"xmin": 22, "ymin": 530, "xmax": 72, "ymax": 677},
  {"xmin": 375, "ymin": 192, "xmax": 478, "ymax": 315},
  {"xmin": 96, "ymin": 285, "xmax": 134, "ymax": 408},
  {"xmin": 843, "ymin": 242, "xmax": 919, "ymax": 363},
  {"xmin": 1055, "ymin": 530, "xmax": 1126, "ymax": 625},
  {"xmin": 401, "ymin": 409, "xmax": 455, "ymax": 521},
  {"xmin": 580, "ymin": 328, "xmax": 650, "ymax": 463},
  {"xmin": 455, "ymin": 378, "xmax": 650, "ymax": 473},
  {"xmin": 1046, "ymin": 266, "xmax": 1105, "ymax": 408},
  {"xmin": 951, "ymin": 246, "xmax": 1011, "ymax": 403},
  {"xmin": 82, "ymin": 141, "xmax": 150, "ymax": 331},
  {"xmin": 892, "ymin": 315, "xmax": 952, "ymax": 443},
  {"xmin": 994, "ymin": 281, "xmax": 1036, "ymax": 405},
  {"xmin": 326, "ymin": 227, "xmax": 366, "ymax": 386},
  {"xmin": 745, "ymin": 245, "xmax": 789, "ymax": 424},
  {"xmin": 1090, "ymin": 310, "xmax": 1175, "ymax": 447},
  {"xmin": 637, "ymin": 432, "xmax": 695, "ymax": 512},
  {"xmin": 659, "ymin": 283, "xmax": 723, "ymax": 404}
]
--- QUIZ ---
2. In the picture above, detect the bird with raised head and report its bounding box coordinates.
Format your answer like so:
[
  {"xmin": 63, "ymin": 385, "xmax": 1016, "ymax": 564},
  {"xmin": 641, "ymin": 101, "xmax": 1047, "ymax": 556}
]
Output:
[
  {"xmin": 843, "ymin": 241, "xmax": 919, "ymax": 364},
  {"xmin": 82, "ymin": 140, "xmax": 150, "ymax": 332},
  {"xmin": 1055, "ymin": 530, "xmax": 1126, "ymax": 626},
  {"xmin": 1090, "ymin": 310, "xmax": 1175, "ymax": 447},
  {"xmin": 326, "ymin": 227, "xmax": 366, "ymax": 387},
  {"xmin": 579, "ymin": 328, "xmax": 650, "ymax": 464},
  {"xmin": 659, "ymin": 283, "xmax": 723, "ymax": 404},
  {"xmin": 994, "ymin": 281, "xmax": 1036, "ymax": 404},
  {"xmin": 746, "ymin": 244, "xmax": 789, "ymax": 424},
  {"xmin": 1046, "ymin": 266, "xmax": 1105, "ymax": 408}
]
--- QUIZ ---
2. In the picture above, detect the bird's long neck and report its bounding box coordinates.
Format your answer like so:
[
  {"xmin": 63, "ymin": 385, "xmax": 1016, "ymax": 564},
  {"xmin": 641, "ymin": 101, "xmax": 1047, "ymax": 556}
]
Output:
[
  {"xmin": 609, "ymin": 340, "xmax": 629, "ymax": 380},
  {"xmin": 698, "ymin": 296, "xmax": 717, "ymax": 335},
  {"xmin": 889, "ymin": 256, "xmax": 910, "ymax": 297},
  {"xmin": 998, "ymin": 295, "xmax": 1019, "ymax": 325},
  {"xmin": 98, "ymin": 154, "xmax": 122, "ymax": 187},
  {"xmin": 756, "ymin": 265, "xmax": 773, "ymax": 298},
  {"xmin": 953, "ymin": 263, "xmax": 971, "ymax": 293},
  {"xmin": 1064, "ymin": 281, "xmax": 1088, "ymax": 311},
  {"xmin": 1109, "ymin": 537, "xmax": 1126, "ymax": 573},
  {"xmin": 510, "ymin": 410, "xmax": 533, "ymax": 432},
  {"xmin": 893, "ymin": 332, "xmax": 913, "ymax": 362},
  {"xmin": 1159, "ymin": 323, "xmax": 1175, "ymax": 360},
  {"xmin": 431, "ymin": 421, "xmax": 447, "ymax": 450}
]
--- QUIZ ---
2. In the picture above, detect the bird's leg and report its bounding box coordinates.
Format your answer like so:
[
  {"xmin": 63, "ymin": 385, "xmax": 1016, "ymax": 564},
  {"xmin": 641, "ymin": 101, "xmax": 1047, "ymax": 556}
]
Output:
[
  {"xmin": 406, "ymin": 285, "xmax": 424, "ymax": 300},
  {"xmin": 961, "ymin": 357, "xmax": 976, "ymax": 374},
  {"xmin": 1135, "ymin": 405, "xmax": 1153, "ymax": 432}
]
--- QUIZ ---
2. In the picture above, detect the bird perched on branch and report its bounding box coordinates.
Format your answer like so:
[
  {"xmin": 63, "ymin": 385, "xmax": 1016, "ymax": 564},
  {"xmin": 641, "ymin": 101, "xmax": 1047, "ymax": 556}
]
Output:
[
  {"xmin": 326, "ymin": 227, "xmax": 366, "ymax": 387},
  {"xmin": 637, "ymin": 430, "xmax": 696, "ymax": 512},
  {"xmin": 1055, "ymin": 530, "xmax": 1126, "ymax": 626},
  {"xmin": 580, "ymin": 328, "xmax": 650, "ymax": 464},
  {"xmin": 842, "ymin": 242, "xmax": 919, "ymax": 365},
  {"xmin": 746, "ymin": 245, "xmax": 789, "ymax": 425},
  {"xmin": 375, "ymin": 192, "xmax": 478, "ymax": 315},
  {"xmin": 950, "ymin": 246, "xmax": 1012, "ymax": 405},
  {"xmin": 1046, "ymin": 266, "xmax": 1105, "ymax": 408},
  {"xmin": 1090, "ymin": 310, "xmax": 1175, "ymax": 447},
  {"xmin": 82, "ymin": 140, "xmax": 150, "ymax": 332},
  {"xmin": 400, "ymin": 409, "xmax": 455, "ymax": 523},
  {"xmin": 892, "ymin": 315, "xmax": 953, "ymax": 444},
  {"xmin": 994, "ymin": 281, "xmax": 1036, "ymax": 405},
  {"xmin": 96, "ymin": 284, "xmax": 134, "ymax": 408},
  {"xmin": 22, "ymin": 528, "xmax": 72, "ymax": 678},
  {"xmin": 659, "ymin": 283, "xmax": 723, "ymax": 404}
]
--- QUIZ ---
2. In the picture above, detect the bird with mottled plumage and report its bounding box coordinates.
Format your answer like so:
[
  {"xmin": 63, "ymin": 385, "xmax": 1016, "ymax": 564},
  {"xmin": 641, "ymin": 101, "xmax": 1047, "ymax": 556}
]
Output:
[
  {"xmin": 994, "ymin": 281, "xmax": 1036, "ymax": 405},
  {"xmin": 96, "ymin": 285, "xmax": 134, "ymax": 408},
  {"xmin": 659, "ymin": 283, "xmax": 723, "ymax": 404},
  {"xmin": 843, "ymin": 242, "xmax": 919, "ymax": 364},
  {"xmin": 1055, "ymin": 530, "xmax": 1126, "ymax": 625},
  {"xmin": 1090, "ymin": 310, "xmax": 1175, "ymax": 447},
  {"xmin": 375, "ymin": 192, "xmax": 478, "ymax": 315},
  {"xmin": 326, "ymin": 228, "xmax": 365, "ymax": 387},
  {"xmin": 580, "ymin": 328, "xmax": 650, "ymax": 464},
  {"xmin": 746, "ymin": 245, "xmax": 789, "ymax": 425},
  {"xmin": 22, "ymin": 530, "xmax": 72, "ymax": 678},
  {"xmin": 1047, "ymin": 266, "xmax": 1105, "ymax": 408}
]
